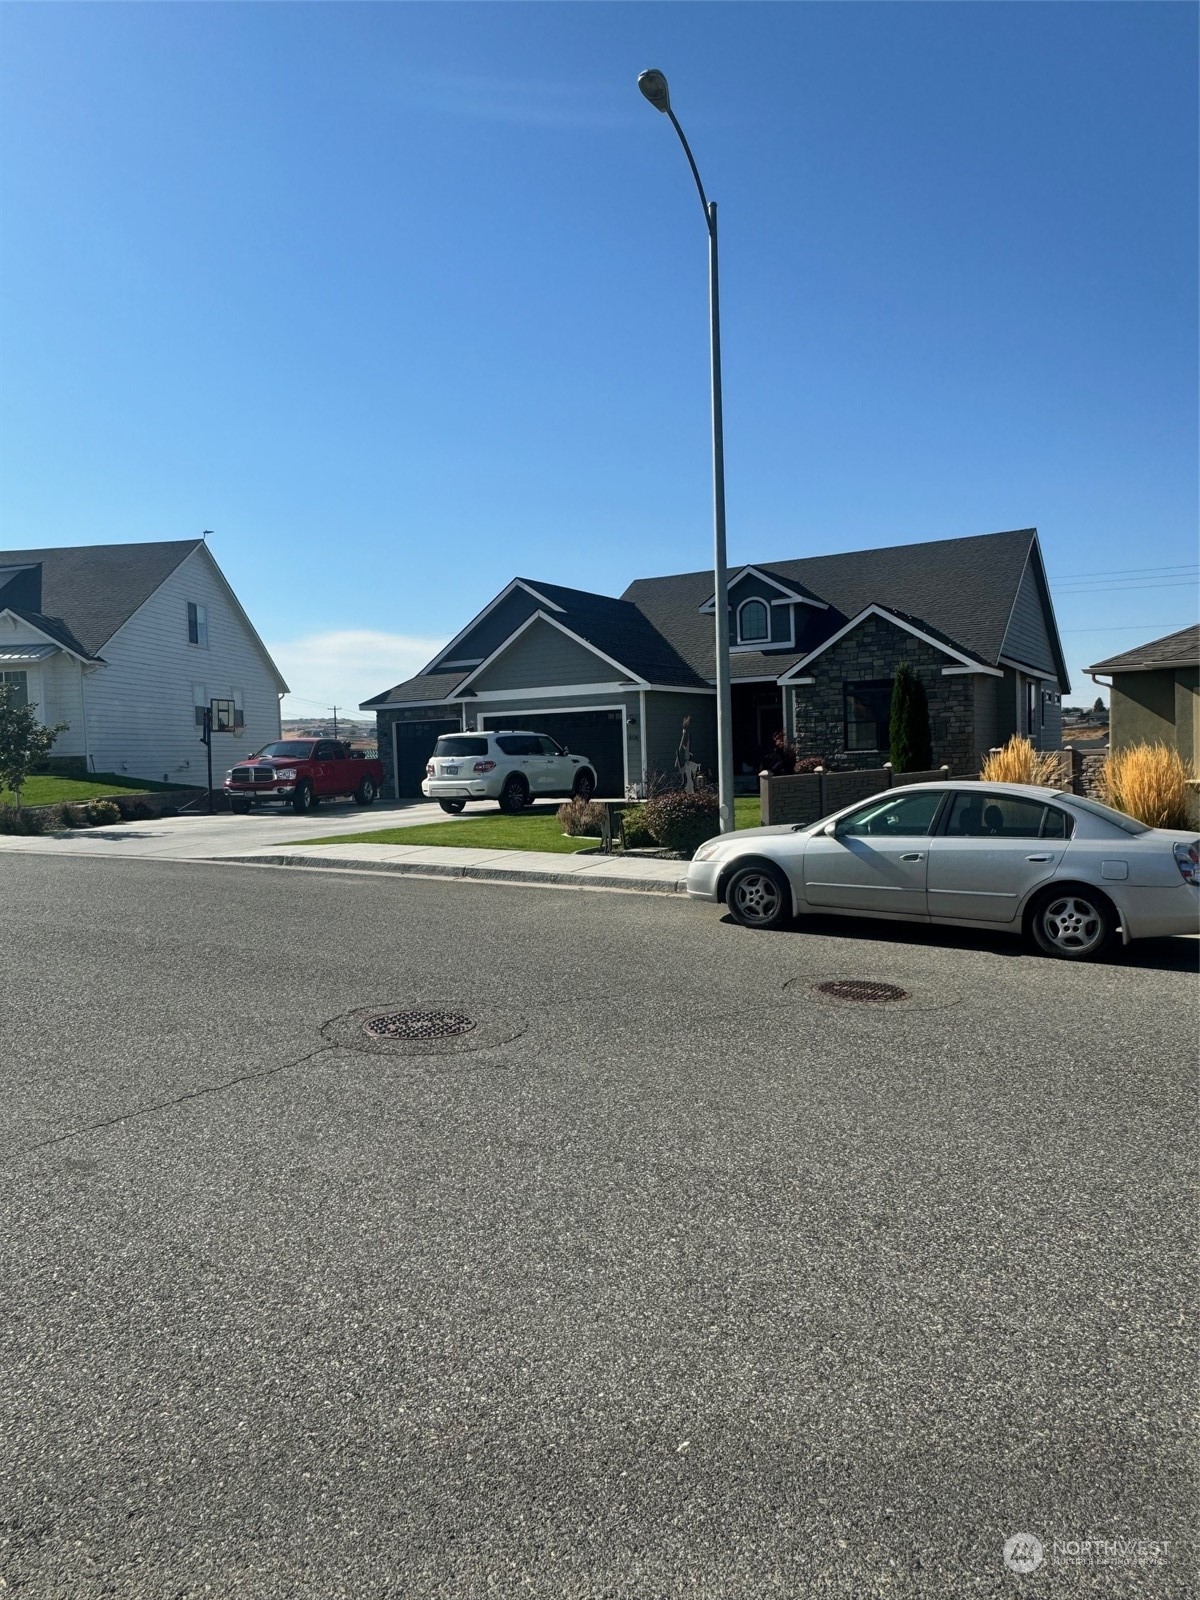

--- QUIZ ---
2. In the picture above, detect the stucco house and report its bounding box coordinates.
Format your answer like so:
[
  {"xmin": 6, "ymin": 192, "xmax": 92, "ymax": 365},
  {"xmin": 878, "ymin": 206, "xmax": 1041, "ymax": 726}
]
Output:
[
  {"xmin": 364, "ymin": 526, "xmax": 1069, "ymax": 799},
  {"xmin": 0, "ymin": 539, "xmax": 288, "ymax": 783},
  {"xmin": 1087, "ymin": 624, "xmax": 1199, "ymax": 764}
]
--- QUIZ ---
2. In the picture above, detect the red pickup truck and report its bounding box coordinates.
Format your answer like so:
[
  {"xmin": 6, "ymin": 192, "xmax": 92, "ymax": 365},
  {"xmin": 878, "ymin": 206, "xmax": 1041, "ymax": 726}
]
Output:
[{"xmin": 224, "ymin": 739, "xmax": 385, "ymax": 814}]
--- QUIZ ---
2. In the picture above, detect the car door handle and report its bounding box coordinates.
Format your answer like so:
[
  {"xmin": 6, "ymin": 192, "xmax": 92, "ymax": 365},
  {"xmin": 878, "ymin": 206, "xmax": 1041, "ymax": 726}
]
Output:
[
  {"xmin": 900, "ymin": 852, "xmax": 923, "ymax": 861},
  {"xmin": 1026, "ymin": 854, "xmax": 1052, "ymax": 862}
]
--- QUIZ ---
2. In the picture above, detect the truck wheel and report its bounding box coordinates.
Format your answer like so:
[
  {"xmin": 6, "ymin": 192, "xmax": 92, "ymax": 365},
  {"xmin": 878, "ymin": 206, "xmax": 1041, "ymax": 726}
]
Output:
[
  {"xmin": 439, "ymin": 799, "xmax": 466, "ymax": 814},
  {"xmin": 292, "ymin": 780, "xmax": 314, "ymax": 814},
  {"xmin": 230, "ymin": 798, "xmax": 251, "ymax": 815},
  {"xmin": 353, "ymin": 776, "xmax": 377, "ymax": 806}
]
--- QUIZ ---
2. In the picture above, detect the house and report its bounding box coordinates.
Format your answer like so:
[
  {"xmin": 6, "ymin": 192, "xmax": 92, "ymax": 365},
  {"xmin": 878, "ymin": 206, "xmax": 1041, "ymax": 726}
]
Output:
[
  {"xmin": 1087, "ymin": 624, "xmax": 1200, "ymax": 764},
  {"xmin": 362, "ymin": 527, "xmax": 1069, "ymax": 799},
  {"xmin": 0, "ymin": 539, "xmax": 289, "ymax": 783}
]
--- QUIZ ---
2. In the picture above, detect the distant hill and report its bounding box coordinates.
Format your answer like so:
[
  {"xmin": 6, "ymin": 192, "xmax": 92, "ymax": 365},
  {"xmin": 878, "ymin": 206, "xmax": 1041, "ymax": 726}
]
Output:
[{"xmin": 282, "ymin": 718, "xmax": 374, "ymax": 741}]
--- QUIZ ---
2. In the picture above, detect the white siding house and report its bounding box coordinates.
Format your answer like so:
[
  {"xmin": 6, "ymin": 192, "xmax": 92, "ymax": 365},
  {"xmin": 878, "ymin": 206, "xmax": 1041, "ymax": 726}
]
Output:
[{"xmin": 0, "ymin": 539, "xmax": 287, "ymax": 783}]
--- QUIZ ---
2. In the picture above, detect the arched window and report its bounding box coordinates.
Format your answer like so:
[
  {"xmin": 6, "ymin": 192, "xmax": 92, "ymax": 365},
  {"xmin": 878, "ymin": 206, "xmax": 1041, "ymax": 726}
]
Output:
[{"xmin": 737, "ymin": 598, "xmax": 769, "ymax": 644}]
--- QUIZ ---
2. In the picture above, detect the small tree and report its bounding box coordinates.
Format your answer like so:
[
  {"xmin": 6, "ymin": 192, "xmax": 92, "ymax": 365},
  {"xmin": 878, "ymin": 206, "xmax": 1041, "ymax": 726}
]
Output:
[
  {"xmin": 0, "ymin": 685, "xmax": 68, "ymax": 811},
  {"xmin": 1093, "ymin": 697, "xmax": 1106, "ymax": 715},
  {"xmin": 889, "ymin": 662, "xmax": 932, "ymax": 772}
]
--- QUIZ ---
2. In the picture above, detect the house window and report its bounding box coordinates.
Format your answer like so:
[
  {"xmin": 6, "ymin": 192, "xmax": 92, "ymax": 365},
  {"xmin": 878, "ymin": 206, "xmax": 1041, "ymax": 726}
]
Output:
[
  {"xmin": 737, "ymin": 598, "xmax": 769, "ymax": 644},
  {"xmin": 193, "ymin": 683, "xmax": 208, "ymax": 727},
  {"xmin": 233, "ymin": 688, "xmax": 244, "ymax": 730},
  {"xmin": 844, "ymin": 680, "xmax": 892, "ymax": 752},
  {"xmin": 187, "ymin": 602, "xmax": 208, "ymax": 647},
  {"xmin": 0, "ymin": 669, "xmax": 29, "ymax": 708}
]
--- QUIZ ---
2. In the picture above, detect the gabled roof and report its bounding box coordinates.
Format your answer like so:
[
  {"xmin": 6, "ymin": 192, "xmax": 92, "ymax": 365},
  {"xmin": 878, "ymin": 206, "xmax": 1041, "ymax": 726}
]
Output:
[
  {"xmin": 779, "ymin": 603, "xmax": 1000, "ymax": 682},
  {"xmin": 1086, "ymin": 624, "xmax": 1200, "ymax": 674},
  {"xmin": 0, "ymin": 539, "xmax": 203, "ymax": 655},
  {"xmin": 0, "ymin": 608, "xmax": 98, "ymax": 661},
  {"xmin": 624, "ymin": 528, "xmax": 1046, "ymax": 681},
  {"xmin": 699, "ymin": 565, "xmax": 828, "ymax": 612}
]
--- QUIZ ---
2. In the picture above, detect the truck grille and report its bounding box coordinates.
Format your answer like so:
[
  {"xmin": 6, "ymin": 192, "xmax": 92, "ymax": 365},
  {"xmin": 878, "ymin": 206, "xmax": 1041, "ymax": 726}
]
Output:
[{"xmin": 232, "ymin": 766, "xmax": 275, "ymax": 784}]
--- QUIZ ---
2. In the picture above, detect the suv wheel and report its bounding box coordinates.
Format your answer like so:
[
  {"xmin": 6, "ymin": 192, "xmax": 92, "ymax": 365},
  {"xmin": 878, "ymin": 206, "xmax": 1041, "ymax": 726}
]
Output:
[
  {"xmin": 439, "ymin": 799, "xmax": 466, "ymax": 814},
  {"xmin": 572, "ymin": 769, "xmax": 596, "ymax": 801},
  {"xmin": 499, "ymin": 774, "xmax": 528, "ymax": 814}
]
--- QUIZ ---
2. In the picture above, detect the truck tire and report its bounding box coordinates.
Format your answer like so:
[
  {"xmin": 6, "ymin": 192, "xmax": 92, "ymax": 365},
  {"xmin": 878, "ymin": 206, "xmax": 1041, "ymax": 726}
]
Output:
[
  {"xmin": 292, "ymin": 780, "xmax": 315, "ymax": 814},
  {"xmin": 353, "ymin": 776, "xmax": 377, "ymax": 806}
]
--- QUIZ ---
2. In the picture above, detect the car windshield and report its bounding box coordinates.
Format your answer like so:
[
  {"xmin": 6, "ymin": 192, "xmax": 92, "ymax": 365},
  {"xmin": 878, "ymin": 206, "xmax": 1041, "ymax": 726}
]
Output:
[
  {"xmin": 433, "ymin": 736, "xmax": 489, "ymax": 758},
  {"xmin": 254, "ymin": 741, "xmax": 316, "ymax": 759},
  {"xmin": 1067, "ymin": 795, "xmax": 1151, "ymax": 835}
]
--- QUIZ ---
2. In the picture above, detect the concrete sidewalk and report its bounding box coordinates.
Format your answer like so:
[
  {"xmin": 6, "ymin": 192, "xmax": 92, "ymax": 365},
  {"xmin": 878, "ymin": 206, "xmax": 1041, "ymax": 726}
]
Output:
[{"xmin": 234, "ymin": 841, "xmax": 692, "ymax": 895}]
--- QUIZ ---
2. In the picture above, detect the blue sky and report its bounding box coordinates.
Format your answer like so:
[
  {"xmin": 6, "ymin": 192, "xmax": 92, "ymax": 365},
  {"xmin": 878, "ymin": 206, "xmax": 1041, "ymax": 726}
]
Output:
[{"xmin": 1, "ymin": 2, "xmax": 1195, "ymax": 717}]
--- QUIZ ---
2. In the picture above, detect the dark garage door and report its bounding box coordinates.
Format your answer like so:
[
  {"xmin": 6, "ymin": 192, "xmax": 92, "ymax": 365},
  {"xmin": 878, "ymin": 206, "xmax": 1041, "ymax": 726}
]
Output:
[
  {"xmin": 488, "ymin": 709, "xmax": 626, "ymax": 797},
  {"xmin": 394, "ymin": 718, "xmax": 461, "ymax": 798}
]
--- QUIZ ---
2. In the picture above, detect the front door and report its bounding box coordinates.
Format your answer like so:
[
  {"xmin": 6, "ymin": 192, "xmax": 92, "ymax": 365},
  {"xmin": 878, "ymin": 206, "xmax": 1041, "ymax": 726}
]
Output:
[{"xmin": 802, "ymin": 789, "xmax": 947, "ymax": 916}]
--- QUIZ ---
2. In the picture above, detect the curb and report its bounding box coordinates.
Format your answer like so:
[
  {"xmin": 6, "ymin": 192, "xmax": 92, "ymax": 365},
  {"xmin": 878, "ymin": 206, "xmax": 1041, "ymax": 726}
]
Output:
[{"xmin": 233, "ymin": 851, "xmax": 692, "ymax": 896}]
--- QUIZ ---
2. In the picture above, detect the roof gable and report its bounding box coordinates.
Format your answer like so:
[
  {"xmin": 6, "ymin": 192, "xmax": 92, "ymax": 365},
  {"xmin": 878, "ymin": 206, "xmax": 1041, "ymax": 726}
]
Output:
[
  {"xmin": 452, "ymin": 611, "xmax": 648, "ymax": 697},
  {"xmin": 699, "ymin": 565, "xmax": 828, "ymax": 613},
  {"xmin": 0, "ymin": 539, "xmax": 203, "ymax": 655},
  {"xmin": 780, "ymin": 604, "xmax": 1001, "ymax": 681}
]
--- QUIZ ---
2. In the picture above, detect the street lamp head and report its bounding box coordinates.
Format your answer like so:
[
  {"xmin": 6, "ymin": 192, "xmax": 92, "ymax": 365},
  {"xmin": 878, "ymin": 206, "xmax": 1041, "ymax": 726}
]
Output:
[{"xmin": 637, "ymin": 69, "xmax": 671, "ymax": 113}]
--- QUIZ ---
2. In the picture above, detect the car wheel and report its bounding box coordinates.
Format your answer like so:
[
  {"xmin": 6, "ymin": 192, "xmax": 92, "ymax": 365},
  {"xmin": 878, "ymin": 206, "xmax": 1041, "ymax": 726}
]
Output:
[
  {"xmin": 725, "ymin": 862, "xmax": 791, "ymax": 930},
  {"xmin": 230, "ymin": 797, "xmax": 250, "ymax": 814},
  {"xmin": 439, "ymin": 799, "xmax": 467, "ymax": 814},
  {"xmin": 498, "ymin": 775, "xmax": 528, "ymax": 814},
  {"xmin": 572, "ymin": 769, "xmax": 596, "ymax": 801},
  {"xmin": 1028, "ymin": 886, "xmax": 1115, "ymax": 960},
  {"xmin": 292, "ymin": 780, "xmax": 314, "ymax": 814},
  {"xmin": 353, "ymin": 776, "xmax": 377, "ymax": 806}
]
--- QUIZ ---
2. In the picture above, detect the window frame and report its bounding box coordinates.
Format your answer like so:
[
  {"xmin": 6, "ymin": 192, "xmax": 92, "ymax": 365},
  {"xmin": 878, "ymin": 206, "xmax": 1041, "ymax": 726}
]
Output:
[
  {"xmin": 0, "ymin": 669, "xmax": 29, "ymax": 708},
  {"xmin": 843, "ymin": 678, "xmax": 894, "ymax": 754},
  {"xmin": 736, "ymin": 597, "xmax": 770, "ymax": 646},
  {"xmin": 187, "ymin": 601, "xmax": 209, "ymax": 648}
]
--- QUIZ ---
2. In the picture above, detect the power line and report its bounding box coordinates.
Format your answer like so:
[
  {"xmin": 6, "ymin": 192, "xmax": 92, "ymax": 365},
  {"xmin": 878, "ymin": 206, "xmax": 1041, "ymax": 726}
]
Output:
[
  {"xmin": 1048, "ymin": 562, "xmax": 1199, "ymax": 579},
  {"xmin": 1060, "ymin": 621, "xmax": 1193, "ymax": 633}
]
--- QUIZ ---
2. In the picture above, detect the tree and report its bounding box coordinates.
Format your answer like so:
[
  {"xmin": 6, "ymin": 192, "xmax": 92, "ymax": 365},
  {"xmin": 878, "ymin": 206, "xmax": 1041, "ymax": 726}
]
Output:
[
  {"xmin": 0, "ymin": 685, "xmax": 68, "ymax": 811},
  {"xmin": 889, "ymin": 662, "xmax": 932, "ymax": 772},
  {"xmin": 1093, "ymin": 697, "xmax": 1106, "ymax": 714}
]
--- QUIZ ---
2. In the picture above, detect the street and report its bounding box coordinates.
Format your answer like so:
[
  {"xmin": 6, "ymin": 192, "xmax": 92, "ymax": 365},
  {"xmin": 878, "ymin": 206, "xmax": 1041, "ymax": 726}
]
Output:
[{"xmin": 2, "ymin": 855, "xmax": 1196, "ymax": 1598}]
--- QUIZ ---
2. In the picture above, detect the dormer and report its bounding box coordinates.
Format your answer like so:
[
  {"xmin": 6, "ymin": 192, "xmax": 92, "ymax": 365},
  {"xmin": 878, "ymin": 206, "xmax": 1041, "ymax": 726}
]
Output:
[{"xmin": 699, "ymin": 565, "xmax": 828, "ymax": 651}]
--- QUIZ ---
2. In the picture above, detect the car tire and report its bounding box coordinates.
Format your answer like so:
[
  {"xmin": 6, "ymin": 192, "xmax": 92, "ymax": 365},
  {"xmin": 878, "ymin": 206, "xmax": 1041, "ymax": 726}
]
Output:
[
  {"xmin": 572, "ymin": 769, "xmax": 596, "ymax": 801},
  {"xmin": 1027, "ymin": 885, "xmax": 1115, "ymax": 961},
  {"xmin": 353, "ymin": 776, "xmax": 377, "ymax": 806},
  {"xmin": 439, "ymin": 799, "xmax": 467, "ymax": 814},
  {"xmin": 498, "ymin": 774, "xmax": 528, "ymax": 814},
  {"xmin": 230, "ymin": 797, "xmax": 250, "ymax": 814},
  {"xmin": 292, "ymin": 780, "xmax": 315, "ymax": 815},
  {"xmin": 725, "ymin": 861, "xmax": 791, "ymax": 930}
]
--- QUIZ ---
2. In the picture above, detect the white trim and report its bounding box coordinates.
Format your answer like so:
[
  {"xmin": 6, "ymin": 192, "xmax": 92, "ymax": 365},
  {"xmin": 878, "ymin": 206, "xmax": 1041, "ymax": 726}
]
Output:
[
  {"xmin": 699, "ymin": 565, "xmax": 828, "ymax": 612},
  {"xmin": 720, "ymin": 674, "xmax": 783, "ymax": 685},
  {"xmin": 477, "ymin": 703, "xmax": 630, "ymax": 794},
  {"xmin": 778, "ymin": 604, "xmax": 994, "ymax": 681},
  {"xmin": 787, "ymin": 675, "xmax": 816, "ymax": 685},
  {"xmin": 469, "ymin": 681, "xmax": 628, "ymax": 701},
  {"xmin": 942, "ymin": 663, "xmax": 1003, "ymax": 678},
  {"xmin": 0, "ymin": 609, "xmax": 93, "ymax": 663},
  {"xmin": 999, "ymin": 654, "xmax": 1057, "ymax": 679},
  {"xmin": 438, "ymin": 658, "xmax": 483, "ymax": 670},
  {"xmin": 362, "ymin": 696, "xmax": 459, "ymax": 711},
  {"xmin": 646, "ymin": 682, "xmax": 717, "ymax": 695},
  {"xmin": 450, "ymin": 610, "xmax": 649, "ymax": 697},
  {"xmin": 422, "ymin": 579, "xmax": 566, "ymax": 673}
]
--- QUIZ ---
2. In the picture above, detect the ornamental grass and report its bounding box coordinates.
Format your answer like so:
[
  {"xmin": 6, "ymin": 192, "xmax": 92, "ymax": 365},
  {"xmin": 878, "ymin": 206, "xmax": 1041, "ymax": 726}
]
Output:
[
  {"xmin": 1100, "ymin": 743, "xmax": 1197, "ymax": 830},
  {"xmin": 979, "ymin": 735, "xmax": 1065, "ymax": 788}
]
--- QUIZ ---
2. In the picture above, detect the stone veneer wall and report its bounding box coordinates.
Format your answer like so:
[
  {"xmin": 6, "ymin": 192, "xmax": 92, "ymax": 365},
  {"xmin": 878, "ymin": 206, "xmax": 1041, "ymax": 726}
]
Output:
[{"xmin": 790, "ymin": 615, "xmax": 977, "ymax": 775}]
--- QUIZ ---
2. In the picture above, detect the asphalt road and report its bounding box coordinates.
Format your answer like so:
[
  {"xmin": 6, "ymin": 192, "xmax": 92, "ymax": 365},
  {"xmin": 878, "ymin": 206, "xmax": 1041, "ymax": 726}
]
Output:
[{"xmin": 2, "ymin": 857, "xmax": 1196, "ymax": 1598}]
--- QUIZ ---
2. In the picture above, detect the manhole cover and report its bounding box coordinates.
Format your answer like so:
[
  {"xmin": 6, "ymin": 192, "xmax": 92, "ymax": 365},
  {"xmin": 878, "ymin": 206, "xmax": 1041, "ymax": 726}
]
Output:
[
  {"xmin": 363, "ymin": 1010, "xmax": 476, "ymax": 1041},
  {"xmin": 816, "ymin": 979, "xmax": 909, "ymax": 1004}
]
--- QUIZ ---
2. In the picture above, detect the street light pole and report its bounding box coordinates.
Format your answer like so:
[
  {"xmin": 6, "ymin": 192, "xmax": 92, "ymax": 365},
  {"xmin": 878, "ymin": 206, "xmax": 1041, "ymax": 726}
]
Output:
[{"xmin": 638, "ymin": 69, "xmax": 735, "ymax": 834}]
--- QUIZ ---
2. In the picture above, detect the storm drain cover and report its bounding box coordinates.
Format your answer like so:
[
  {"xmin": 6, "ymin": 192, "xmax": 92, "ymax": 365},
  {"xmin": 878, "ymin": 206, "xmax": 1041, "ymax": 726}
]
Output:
[
  {"xmin": 363, "ymin": 1010, "xmax": 476, "ymax": 1041},
  {"xmin": 320, "ymin": 1002, "xmax": 526, "ymax": 1059},
  {"xmin": 816, "ymin": 979, "xmax": 909, "ymax": 1004}
]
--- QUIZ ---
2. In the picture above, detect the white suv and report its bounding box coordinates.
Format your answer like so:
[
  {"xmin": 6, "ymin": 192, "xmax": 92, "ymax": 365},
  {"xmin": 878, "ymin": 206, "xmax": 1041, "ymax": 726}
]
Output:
[{"xmin": 422, "ymin": 730, "xmax": 598, "ymax": 814}]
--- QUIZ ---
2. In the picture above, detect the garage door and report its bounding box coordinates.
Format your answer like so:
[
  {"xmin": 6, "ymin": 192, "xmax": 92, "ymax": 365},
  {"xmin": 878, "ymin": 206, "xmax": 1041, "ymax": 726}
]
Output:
[
  {"xmin": 394, "ymin": 718, "xmax": 461, "ymax": 798},
  {"xmin": 484, "ymin": 709, "xmax": 626, "ymax": 797}
]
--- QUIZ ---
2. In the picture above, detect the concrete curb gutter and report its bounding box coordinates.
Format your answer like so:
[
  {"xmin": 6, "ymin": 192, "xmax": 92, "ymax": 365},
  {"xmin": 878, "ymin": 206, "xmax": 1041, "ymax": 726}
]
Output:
[{"xmin": 230, "ymin": 850, "xmax": 692, "ymax": 896}]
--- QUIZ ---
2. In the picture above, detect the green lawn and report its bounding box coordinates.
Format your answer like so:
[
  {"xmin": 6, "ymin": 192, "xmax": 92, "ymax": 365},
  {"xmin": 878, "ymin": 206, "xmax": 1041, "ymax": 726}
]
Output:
[
  {"xmin": 2, "ymin": 772, "xmax": 201, "ymax": 807},
  {"xmin": 298, "ymin": 794, "xmax": 763, "ymax": 852}
]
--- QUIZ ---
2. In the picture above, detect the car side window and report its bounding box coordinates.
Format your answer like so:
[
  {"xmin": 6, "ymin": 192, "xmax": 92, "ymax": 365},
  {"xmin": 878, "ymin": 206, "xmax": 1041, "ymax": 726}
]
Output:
[
  {"xmin": 837, "ymin": 790, "xmax": 945, "ymax": 837},
  {"xmin": 495, "ymin": 736, "xmax": 521, "ymax": 755},
  {"xmin": 497, "ymin": 735, "xmax": 538, "ymax": 756},
  {"xmin": 536, "ymin": 736, "xmax": 561, "ymax": 756},
  {"xmin": 946, "ymin": 793, "xmax": 1067, "ymax": 839},
  {"xmin": 315, "ymin": 741, "xmax": 338, "ymax": 760}
]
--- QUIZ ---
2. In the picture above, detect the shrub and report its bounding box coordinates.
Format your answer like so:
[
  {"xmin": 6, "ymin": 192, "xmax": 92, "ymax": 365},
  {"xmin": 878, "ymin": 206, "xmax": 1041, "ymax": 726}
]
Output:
[
  {"xmin": 793, "ymin": 755, "xmax": 827, "ymax": 774},
  {"xmin": 980, "ymin": 736, "xmax": 1063, "ymax": 788},
  {"xmin": 556, "ymin": 796, "xmax": 608, "ymax": 837},
  {"xmin": 889, "ymin": 662, "xmax": 932, "ymax": 771},
  {"xmin": 1101, "ymin": 743, "xmax": 1197, "ymax": 829},
  {"xmin": 0, "ymin": 805, "xmax": 46, "ymax": 835},
  {"xmin": 87, "ymin": 798, "xmax": 122, "ymax": 826},
  {"xmin": 63, "ymin": 804, "xmax": 93, "ymax": 829},
  {"xmin": 115, "ymin": 797, "xmax": 155, "ymax": 820},
  {"xmin": 642, "ymin": 787, "xmax": 721, "ymax": 854},
  {"xmin": 619, "ymin": 803, "xmax": 656, "ymax": 849}
]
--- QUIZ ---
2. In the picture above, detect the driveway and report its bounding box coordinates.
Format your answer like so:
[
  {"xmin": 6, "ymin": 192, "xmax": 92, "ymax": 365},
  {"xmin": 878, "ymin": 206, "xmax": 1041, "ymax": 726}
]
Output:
[{"xmin": 0, "ymin": 798, "xmax": 449, "ymax": 861}]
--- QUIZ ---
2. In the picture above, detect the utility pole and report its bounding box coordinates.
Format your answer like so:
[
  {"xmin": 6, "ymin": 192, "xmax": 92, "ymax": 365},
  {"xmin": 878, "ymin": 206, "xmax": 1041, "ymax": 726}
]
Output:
[{"xmin": 331, "ymin": 706, "xmax": 339, "ymax": 739}]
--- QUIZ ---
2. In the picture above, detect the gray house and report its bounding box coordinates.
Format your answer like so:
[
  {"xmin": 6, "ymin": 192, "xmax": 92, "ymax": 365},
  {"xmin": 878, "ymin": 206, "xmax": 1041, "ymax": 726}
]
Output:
[{"xmin": 363, "ymin": 527, "xmax": 1069, "ymax": 798}]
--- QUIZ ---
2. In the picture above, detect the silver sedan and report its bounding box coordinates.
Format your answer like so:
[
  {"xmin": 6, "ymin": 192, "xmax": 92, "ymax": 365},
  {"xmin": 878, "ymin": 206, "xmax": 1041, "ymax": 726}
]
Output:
[{"xmin": 687, "ymin": 782, "xmax": 1199, "ymax": 960}]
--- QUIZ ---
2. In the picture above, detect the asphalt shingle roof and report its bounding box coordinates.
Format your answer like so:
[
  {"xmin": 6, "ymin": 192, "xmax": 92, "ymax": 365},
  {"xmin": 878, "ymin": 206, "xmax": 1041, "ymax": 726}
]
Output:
[
  {"xmin": 515, "ymin": 579, "xmax": 708, "ymax": 688},
  {"xmin": 0, "ymin": 540, "xmax": 203, "ymax": 656},
  {"xmin": 1086, "ymin": 624, "xmax": 1200, "ymax": 674},
  {"xmin": 360, "ymin": 667, "xmax": 473, "ymax": 708}
]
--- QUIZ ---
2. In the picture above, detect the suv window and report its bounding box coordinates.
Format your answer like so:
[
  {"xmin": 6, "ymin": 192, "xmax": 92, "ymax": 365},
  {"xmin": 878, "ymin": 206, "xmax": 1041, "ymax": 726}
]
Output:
[
  {"xmin": 536, "ymin": 736, "xmax": 564, "ymax": 756},
  {"xmin": 496, "ymin": 734, "xmax": 539, "ymax": 756},
  {"xmin": 433, "ymin": 736, "xmax": 488, "ymax": 758}
]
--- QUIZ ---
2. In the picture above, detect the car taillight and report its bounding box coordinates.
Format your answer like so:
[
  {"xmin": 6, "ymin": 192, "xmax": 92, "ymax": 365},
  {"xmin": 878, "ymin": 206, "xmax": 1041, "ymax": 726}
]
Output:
[
  {"xmin": 473, "ymin": 760, "xmax": 496, "ymax": 773},
  {"xmin": 1174, "ymin": 841, "xmax": 1199, "ymax": 885},
  {"xmin": 426, "ymin": 764, "xmax": 435, "ymax": 776}
]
